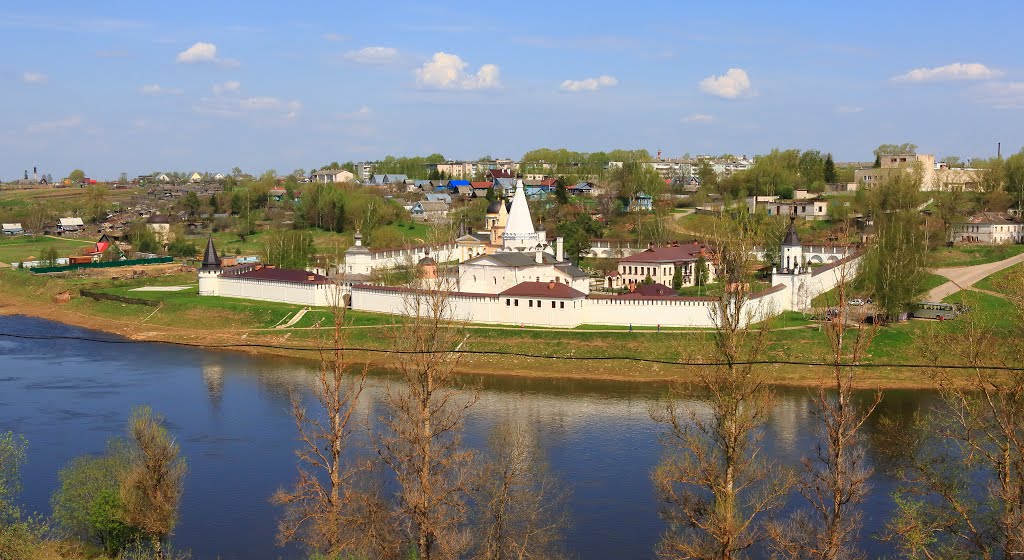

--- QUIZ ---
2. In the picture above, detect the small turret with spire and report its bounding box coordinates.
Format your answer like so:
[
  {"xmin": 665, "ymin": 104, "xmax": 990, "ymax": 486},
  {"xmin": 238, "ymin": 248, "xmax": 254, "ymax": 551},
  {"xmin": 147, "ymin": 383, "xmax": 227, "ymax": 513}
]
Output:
[{"xmin": 200, "ymin": 235, "xmax": 221, "ymax": 269}]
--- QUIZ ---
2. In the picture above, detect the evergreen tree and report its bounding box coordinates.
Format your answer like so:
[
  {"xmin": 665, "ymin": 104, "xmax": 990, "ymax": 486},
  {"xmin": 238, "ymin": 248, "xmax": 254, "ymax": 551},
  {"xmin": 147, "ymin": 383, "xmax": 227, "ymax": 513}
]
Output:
[
  {"xmin": 823, "ymin": 153, "xmax": 837, "ymax": 183},
  {"xmin": 555, "ymin": 177, "xmax": 569, "ymax": 204},
  {"xmin": 672, "ymin": 266, "xmax": 683, "ymax": 291}
]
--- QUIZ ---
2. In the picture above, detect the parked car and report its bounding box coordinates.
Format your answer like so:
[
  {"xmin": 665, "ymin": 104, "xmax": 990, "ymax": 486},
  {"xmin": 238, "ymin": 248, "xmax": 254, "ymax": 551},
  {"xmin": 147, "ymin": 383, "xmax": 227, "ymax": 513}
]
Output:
[{"xmin": 849, "ymin": 298, "xmax": 865, "ymax": 306}]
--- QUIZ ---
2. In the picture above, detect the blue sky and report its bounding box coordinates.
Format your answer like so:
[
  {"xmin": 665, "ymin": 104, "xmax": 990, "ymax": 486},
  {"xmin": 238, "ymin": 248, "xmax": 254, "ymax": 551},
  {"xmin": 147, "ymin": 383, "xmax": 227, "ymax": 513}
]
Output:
[{"xmin": 2, "ymin": 0, "xmax": 1023, "ymax": 179}]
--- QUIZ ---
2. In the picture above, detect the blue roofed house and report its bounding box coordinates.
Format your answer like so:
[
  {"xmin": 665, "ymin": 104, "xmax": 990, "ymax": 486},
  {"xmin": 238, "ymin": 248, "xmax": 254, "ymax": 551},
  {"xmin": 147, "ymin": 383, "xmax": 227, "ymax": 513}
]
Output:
[
  {"xmin": 425, "ymin": 193, "xmax": 452, "ymax": 204},
  {"xmin": 630, "ymin": 192, "xmax": 654, "ymax": 212},
  {"xmin": 367, "ymin": 174, "xmax": 409, "ymax": 186},
  {"xmin": 524, "ymin": 187, "xmax": 549, "ymax": 200},
  {"xmin": 493, "ymin": 177, "xmax": 516, "ymax": 197},
  {"xmin": 568, "ymin": 182, "xmax": 594, "ymax": 195}
]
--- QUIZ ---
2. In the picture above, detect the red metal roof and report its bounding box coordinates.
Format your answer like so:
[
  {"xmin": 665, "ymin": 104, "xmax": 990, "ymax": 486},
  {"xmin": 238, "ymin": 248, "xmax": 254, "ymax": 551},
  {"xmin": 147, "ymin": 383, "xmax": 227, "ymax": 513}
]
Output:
[
  {"xmin": 619, "ymin": 243, "xmax": 707, "ymax": 263},
  {"xmin": 499, "ymin": 281, "xmax": 586, "ymax": 299},
  {"xmin": 234, "ymin": 267, "xmax": 330, "ymax": 284}
]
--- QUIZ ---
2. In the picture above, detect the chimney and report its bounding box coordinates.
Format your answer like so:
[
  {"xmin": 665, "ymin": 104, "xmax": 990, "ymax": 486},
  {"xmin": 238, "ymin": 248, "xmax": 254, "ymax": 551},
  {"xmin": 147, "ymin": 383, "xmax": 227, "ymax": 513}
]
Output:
[
  {"xmin": 556, "ymin": 236, "xmax": 564, "ymax": 261},
  {"xmin": 535, "ymin": 246, "xmax": 543, "ymax": 264},
  {"xmin": 307, "ymin": 274, "xmax": 315, "ymax": 281},
  {"xmin": 548, "ymin": 280, "xmax": 555, "ymax": 290}
]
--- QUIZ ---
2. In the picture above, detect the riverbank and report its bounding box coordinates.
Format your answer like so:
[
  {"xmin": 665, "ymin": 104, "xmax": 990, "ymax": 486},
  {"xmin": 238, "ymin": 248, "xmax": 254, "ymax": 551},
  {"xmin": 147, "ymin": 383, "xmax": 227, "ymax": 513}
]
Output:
[{"xmin": 0, "ymin": 267, "xmax": 1013, "ymax": 389}]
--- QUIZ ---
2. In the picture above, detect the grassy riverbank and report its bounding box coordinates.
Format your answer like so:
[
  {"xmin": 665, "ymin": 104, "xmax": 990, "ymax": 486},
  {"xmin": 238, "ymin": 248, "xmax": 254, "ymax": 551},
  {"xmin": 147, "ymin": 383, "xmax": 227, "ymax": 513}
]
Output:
[{"xmin": 0, "ymin": 267, "xmax": 1016, "ymax": 388}]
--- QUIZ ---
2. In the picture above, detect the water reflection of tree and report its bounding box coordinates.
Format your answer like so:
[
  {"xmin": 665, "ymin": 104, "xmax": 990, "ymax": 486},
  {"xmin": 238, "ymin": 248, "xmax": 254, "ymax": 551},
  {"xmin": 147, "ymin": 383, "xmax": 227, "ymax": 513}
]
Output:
[{"xmin": 883, "ymin": 297, "xmax": 1024, "ymax": 559}]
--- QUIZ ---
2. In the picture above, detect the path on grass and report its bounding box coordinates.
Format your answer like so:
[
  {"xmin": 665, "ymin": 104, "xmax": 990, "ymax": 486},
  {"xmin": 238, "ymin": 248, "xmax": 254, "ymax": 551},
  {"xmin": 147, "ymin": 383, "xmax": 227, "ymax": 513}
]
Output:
[{"xmin": 926, "ymin": 251, "xmax": 1024, "ymax": 301}]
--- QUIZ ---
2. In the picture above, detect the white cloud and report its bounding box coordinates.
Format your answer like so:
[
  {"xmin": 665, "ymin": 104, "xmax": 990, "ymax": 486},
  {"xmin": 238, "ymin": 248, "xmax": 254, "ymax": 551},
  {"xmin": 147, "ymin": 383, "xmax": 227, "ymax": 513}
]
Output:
[
  {"xmin": 559, "ymin": 75, "xmax": 618, "ymax": 92},
  {"xmin": 681, "ymin": 113, "xmax": 713, "ymax": 124},
  {"xmin": 139, "ymin": 84, "xmax": 183, "ymax": 95},
  {"xmin": 340, "ymin": 106, "xmax": 372, "ymax": 119},
  {"xmin": 194, "ymin": 82, "xmax": 301, "ymax": 120},
  {"xmin": 893, "ymin": 62, "xmax": 1002, "ymax": 83},
  {"xmin": 323, "ymin": 32, "xmax": 346, "ymax": 42},
  {"xmin": 415, "ymin": 52, "xmax": 501, "ymax": 90},
  {"xmin": 212, "ymin": 80, "xmax": 241, "ymax": 95},
  {"xmin": 22, "ymin": 72, "xmax": 47, "ymax": 84},
  {"xmin": 343, "ymin": 46, "xmax": 400, "ymax": 65},
  {"xmin": 837, "ymin": 105, "xmax": 864, "ymax": 114},
  {"xmin": 699, "ymin": 68, "xmax": 752, "ymax": 99},
  {"xmin": 972, "ymin": 81, "xmax": 1024, "ymax": 109},
  {"xmin": 27, "ymin": 115, "xmax": 82, "ymax": 133},
  {"xmin": 175, "ymin": 42, "xmax": 238, "ymax": 68}
]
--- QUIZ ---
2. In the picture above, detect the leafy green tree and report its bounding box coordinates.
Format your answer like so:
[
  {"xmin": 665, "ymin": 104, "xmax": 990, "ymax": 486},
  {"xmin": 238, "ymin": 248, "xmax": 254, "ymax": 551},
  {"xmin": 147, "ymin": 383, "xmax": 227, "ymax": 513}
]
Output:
[
  {"xmin": 166, "ymin": 238, "xmax": 199, "ymax": 258},
  {"xmin": 52, "ymin": 440, "xmax": 142, "ymax": 556},
  {"xmin": 68, "ymin": 169, "xmax": 86, "ymax": 183},
  {"xmin": 555, "ymin": 213, "xmax": 602, "ymax": 264},
  {"xmin": 260, "ymin": 230, "xmax": 315, "ymax": 269},
  {"xmin": 40, "ymin": 246, "xmax": 60, "ymax": 267},
  {"xmin": 84, "ymin": 184, "xmax": 109, "ymax": 223},
  {"xmin": 874, "ymin": 143, "xmax": 917, "ymax": 157},
  {"xmin": 485, "ymin": 187, "xmax": 496, "ymax": 202},
  {"xmin": 0, "ymin": 432, "xmax": 45, "ymax": 559},
  {"xmin": 182, "ymin": 191, "xmax": 201, "ymax": 218},
  {"xmin": 101, "ymin": 245, "xmax": 122, "ymax": 262},
  {"xmin": 1004, "ymin": 148, "xmax": 1024, "ymax": 209},
  {"xmin": 696, "ymin": 159, "xmax": 718, "ymax": 190},
  {"xmin": 125, "ymin": 222, "xmax": 160, "ymax": 254},
  {"xmin": 823, "ymin": 153, "xmax": 837, "ymax": 183},
  {"xmin": 694, "ymin": 256, "xmax": 709, "ymax": 287},
  {"xmin": 857, "ymin": 173, "xmax": 926, "ymax": 320}
]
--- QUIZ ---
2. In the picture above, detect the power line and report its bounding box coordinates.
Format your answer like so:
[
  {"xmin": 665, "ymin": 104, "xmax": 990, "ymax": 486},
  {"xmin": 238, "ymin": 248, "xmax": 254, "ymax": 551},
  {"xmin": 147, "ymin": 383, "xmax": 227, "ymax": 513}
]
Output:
[{"xmin": 1, "ymin": 331, "xmax": 1020, "ymax": 372}]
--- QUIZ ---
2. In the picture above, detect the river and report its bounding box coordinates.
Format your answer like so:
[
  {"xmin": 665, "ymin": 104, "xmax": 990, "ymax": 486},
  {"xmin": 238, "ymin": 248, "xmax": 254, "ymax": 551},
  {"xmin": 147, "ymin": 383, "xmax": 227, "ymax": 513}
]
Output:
[{"xmin": 0, "ymin": 315, "xmax": 932, "ymax": 559}]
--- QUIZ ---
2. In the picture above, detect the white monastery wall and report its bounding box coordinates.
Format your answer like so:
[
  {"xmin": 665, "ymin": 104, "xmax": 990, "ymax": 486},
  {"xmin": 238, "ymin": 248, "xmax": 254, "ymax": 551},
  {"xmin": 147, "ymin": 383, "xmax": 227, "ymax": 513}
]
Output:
[{"xmin": 217, "ymin": 277, "xmax": 333, "ymax": 306}]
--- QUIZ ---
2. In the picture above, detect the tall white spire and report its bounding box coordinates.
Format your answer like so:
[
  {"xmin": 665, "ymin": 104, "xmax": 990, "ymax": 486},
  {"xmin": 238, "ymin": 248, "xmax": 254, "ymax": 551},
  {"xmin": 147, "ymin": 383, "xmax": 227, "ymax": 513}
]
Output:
[{"xmin": 502, "ymin": 179, "xmax": 536, "ymax": 242}]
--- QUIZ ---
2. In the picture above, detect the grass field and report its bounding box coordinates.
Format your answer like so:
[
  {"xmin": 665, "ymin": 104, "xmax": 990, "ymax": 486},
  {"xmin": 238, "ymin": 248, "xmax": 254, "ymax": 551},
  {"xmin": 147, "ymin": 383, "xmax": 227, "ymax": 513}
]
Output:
[
  {"xmin": 0, "ymin": 235, "xmax": 95, "ymax": 263},
  {"xmin": 974, "ymin": 261, "xmax": 1023, "ymax": 295},
  {"xmin": 1, "ymin": 261, "xmax": 1019, "ymax": 387},
  {"xmin": 929, "ymin": 244, "xmax": 1024, "ymax": 268}
]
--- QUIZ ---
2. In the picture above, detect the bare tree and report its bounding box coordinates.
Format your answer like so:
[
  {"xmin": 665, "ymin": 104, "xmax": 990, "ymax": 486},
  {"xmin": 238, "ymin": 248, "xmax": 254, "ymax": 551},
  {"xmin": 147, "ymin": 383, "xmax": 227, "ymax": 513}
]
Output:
[
  {"xmin": 472, "ymin": 418, "xmax": 569, "ymax": 560},
  {"xmin": 769, "ymin": 256, "xmax": 881, "ymax": 560},
  {"xmin": 884, "ymin": 304, "xmax": 1024, "ymax": 559},
  {"xmin": 651, "ymin": 223, "xmax": 789, "ymax": 560},
  {"xmin": 272, "ymin": 289, "xmax": 377, "ymax": 557},
  {"xmin": 120, "ymin": 406, "xmax": 187, "ymax": 560},
  {"xmin": 375, "ymin": 271, "xmax": 479, "ymax": 560}
]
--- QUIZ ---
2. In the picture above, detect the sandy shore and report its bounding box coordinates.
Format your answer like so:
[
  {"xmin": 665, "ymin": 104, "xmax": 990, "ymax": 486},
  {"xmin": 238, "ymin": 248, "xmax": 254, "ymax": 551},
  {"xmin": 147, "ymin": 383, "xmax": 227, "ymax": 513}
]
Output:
[{"xmin": 0, "ymin": 291, "xmax": 937, "ymax": 390}]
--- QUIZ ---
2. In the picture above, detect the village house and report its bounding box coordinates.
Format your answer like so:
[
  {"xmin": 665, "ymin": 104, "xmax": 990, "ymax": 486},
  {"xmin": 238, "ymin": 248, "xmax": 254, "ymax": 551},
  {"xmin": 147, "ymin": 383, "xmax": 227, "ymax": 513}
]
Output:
[
  {"xmin": 746, "ymin": 194, "xmax": 829, "ymax": 220},
  {"xmin": 2, "ymin": 223, "xmax": 24, "ymax": 236},
  {"xmin": 950, "ymin": 212, "xmax": 1024, "ymax": 244},
  {"xmin": 57, "ymin": 217, "xmax": 85, "ymax": 234},
  {"xmin": 311, "ymin": 168, "xmax": 355, "ymax": 184},
  {"xmin": 410, "ymin": 200, "xmax": 450, "ymax": 222}
]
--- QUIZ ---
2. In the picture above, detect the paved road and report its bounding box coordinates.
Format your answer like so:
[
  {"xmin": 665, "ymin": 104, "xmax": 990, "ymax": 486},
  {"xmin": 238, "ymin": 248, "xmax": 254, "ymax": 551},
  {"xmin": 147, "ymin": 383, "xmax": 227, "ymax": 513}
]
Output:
[{"xmin": 926, "ymin": 251, "xmax": 1024, "ymax": 301}]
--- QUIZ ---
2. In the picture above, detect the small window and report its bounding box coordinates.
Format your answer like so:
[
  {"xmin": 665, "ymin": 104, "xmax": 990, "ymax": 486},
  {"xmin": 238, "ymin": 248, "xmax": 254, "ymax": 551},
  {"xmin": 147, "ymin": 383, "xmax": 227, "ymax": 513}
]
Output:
[
  {"xmin": 560, "ymin": 302, "xmax": 565, "ymax": 309},
  {"xmin": 529, "ymin": 300, "xmax": 533, "ymax": 307},
  {"xmin": 551, "ymin": 301, "xmax": 556, "ymax": 308},
  {"xmin": 506, "ymin": 298, "xmax": 510, "ymax": 306},
  {"xmin": 514, "ymin": 299, "xmax": 519, "ymax": 306}
]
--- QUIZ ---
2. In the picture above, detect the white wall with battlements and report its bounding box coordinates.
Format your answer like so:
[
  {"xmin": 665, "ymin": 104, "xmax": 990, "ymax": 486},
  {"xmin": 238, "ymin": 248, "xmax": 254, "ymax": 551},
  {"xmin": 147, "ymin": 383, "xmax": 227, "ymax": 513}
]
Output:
[
  {"xmin": 350, "ymin": 282, "xmax": 789, "ymax": 329},
  {"xmin": 344, "ymin": 243, "xmax": 459, "ymax": 276}
]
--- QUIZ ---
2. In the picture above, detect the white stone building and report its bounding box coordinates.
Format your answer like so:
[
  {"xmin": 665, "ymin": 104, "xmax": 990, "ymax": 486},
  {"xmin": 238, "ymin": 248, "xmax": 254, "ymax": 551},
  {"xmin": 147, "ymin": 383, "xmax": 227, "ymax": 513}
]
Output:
[{"xmin": 951, "ymin": 212, "xmax": 1024, "ymax": 244}]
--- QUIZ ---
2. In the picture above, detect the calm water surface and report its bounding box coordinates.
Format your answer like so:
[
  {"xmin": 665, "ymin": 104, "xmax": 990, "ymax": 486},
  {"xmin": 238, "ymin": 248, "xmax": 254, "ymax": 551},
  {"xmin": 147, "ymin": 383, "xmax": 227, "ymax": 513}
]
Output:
[{"xmin": 0, "ymin": 315, "xmax": 931, "ymax": 559}]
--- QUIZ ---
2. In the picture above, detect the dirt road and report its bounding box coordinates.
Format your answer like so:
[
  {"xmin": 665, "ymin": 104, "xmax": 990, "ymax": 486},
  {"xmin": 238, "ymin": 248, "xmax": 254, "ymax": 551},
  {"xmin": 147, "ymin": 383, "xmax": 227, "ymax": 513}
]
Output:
[{"xmin": 926, "ymin": 251, "xmax": 1024, "ymax": 301}]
